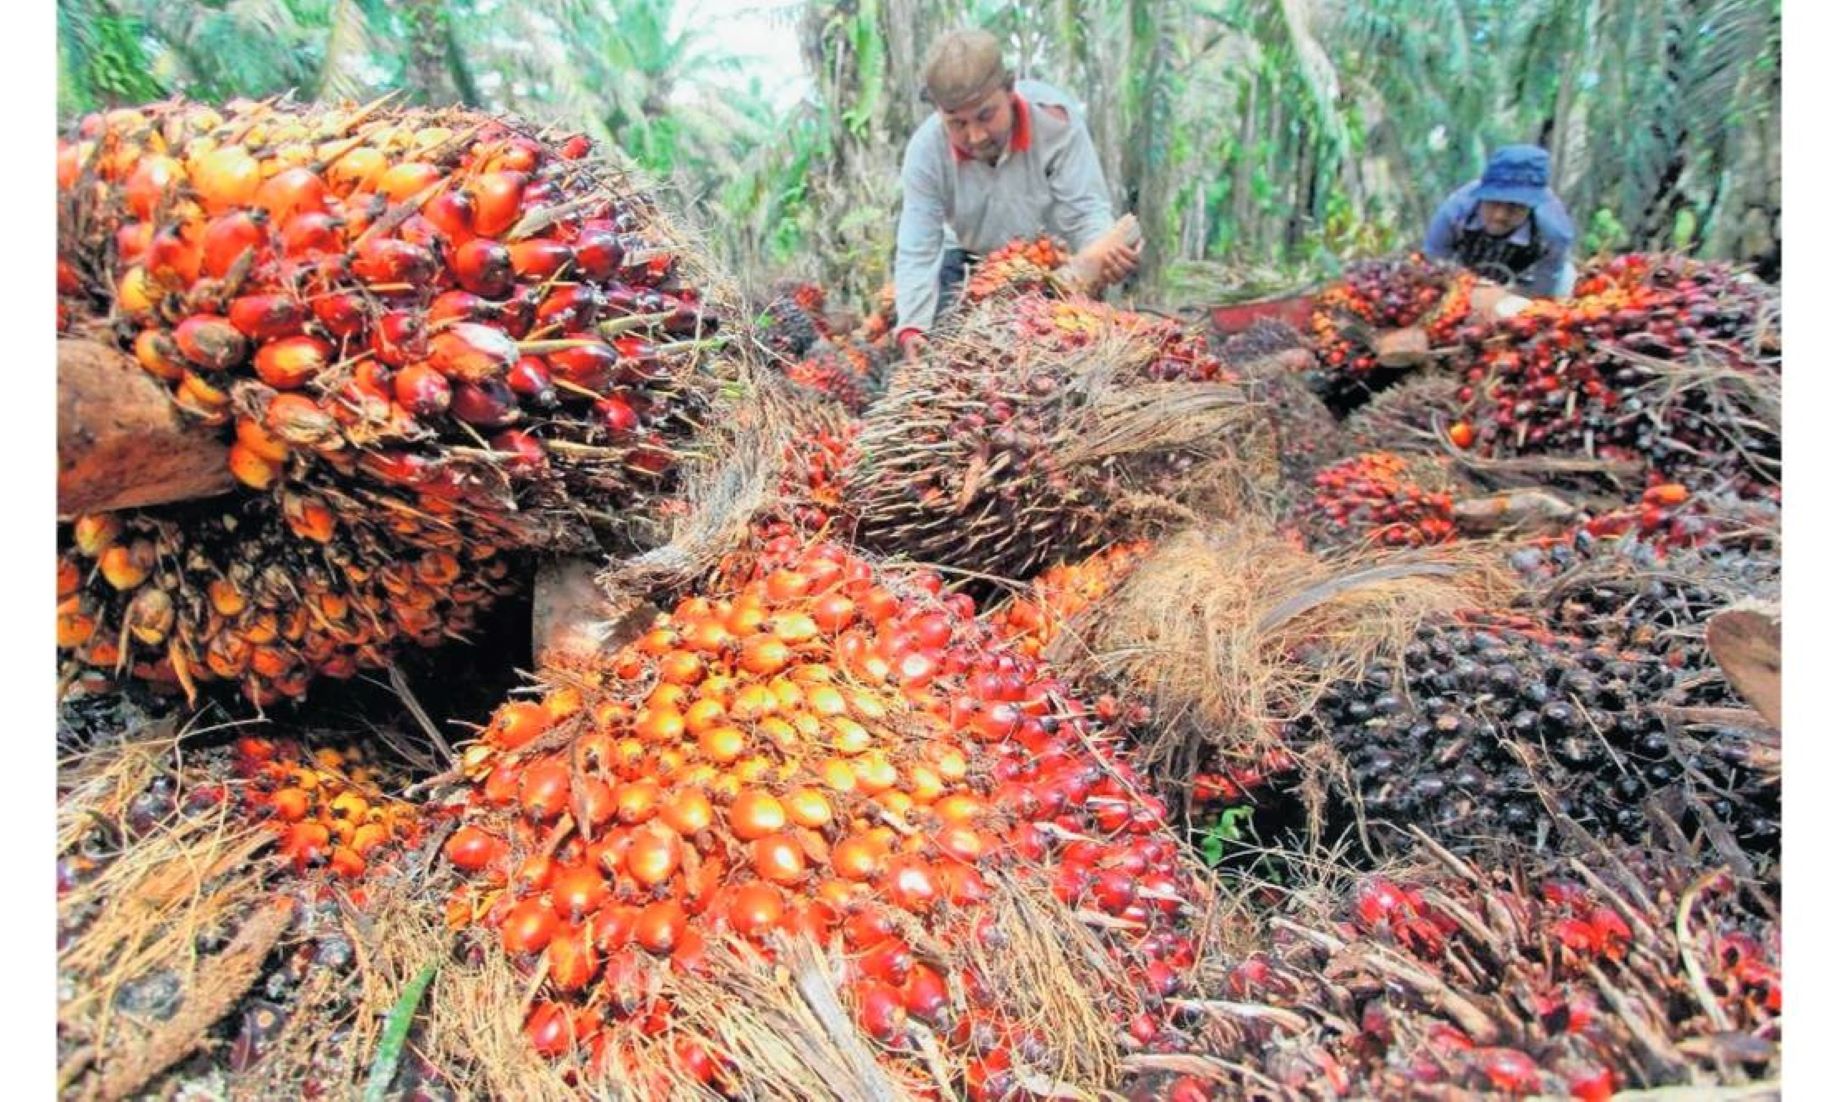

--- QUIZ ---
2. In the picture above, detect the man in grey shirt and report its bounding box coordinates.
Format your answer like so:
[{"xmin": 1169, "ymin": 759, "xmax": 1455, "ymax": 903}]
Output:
[{"xmin": 893, "ymin": 29, "xmax": 1139, "ymax": 360}]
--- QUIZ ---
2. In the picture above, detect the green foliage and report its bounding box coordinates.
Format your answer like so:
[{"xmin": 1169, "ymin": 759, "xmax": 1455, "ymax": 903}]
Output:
[
  {"xmin": 1197, "ymin": 804, "xmax": 1255, "ymax": 867},
  {"xmin": 55, "ymin": 0, "xmax": 1779, "ymax": 297}
]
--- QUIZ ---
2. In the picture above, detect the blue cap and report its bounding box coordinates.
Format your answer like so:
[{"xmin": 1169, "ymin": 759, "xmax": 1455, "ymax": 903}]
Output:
[{"xmin": 1473, "ymin": 144, "xmax": 1551, "ymax": 207}]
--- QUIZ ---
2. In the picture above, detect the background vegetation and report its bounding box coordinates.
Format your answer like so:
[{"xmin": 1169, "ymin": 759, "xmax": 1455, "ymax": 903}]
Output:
[{"xmin": 57, "ymin": 0, "xmax": 1780, "ymax": 305}]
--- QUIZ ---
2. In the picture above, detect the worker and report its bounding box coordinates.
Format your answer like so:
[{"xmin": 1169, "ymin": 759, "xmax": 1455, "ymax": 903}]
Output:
[
  {"xmin": 893, "ymin": 28, "xmax": 1139, "ymax": 361},
  {"xmin": 1424, "ymin": 144, "xmax": 1576, "ymax": 298}
]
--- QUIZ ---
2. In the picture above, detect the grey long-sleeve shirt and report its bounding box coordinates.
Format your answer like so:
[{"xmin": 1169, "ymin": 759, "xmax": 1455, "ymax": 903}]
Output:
[{"xmin": 894, "ymin": 79, "xmax": 1115, "ymax": 336}]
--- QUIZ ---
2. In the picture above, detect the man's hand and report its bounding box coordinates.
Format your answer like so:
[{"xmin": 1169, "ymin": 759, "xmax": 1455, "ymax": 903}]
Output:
[
  {"xmin": 1094, "ymin": 240, "xmax": 1141, "ymax": 288},
  {"xmin": 899, "ymin": 330, "xmax": 929, "ymax": 363}
]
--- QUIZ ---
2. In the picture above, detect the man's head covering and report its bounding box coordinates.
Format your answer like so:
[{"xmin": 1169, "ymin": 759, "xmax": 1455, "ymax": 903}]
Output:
[
  {"xmin": 1473, "ymin": 144, "xmax": 1553, "ymax": 208},
  {"xmin": 922, "ymin": 29, "xmax": 1010, "ymax": 112}
]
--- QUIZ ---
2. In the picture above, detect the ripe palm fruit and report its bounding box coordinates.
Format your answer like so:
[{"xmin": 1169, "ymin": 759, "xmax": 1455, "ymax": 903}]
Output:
[
  {"xmin": 57, "ymin": 505, "xmax": 517, "ymax": 706},
  {"xmin": 1285, "ymin": 451, "xmax": 1464, "ymax": 553},
  {"xmin": 962, "ymin": 234, "xmax": 1069, "ymax": 303},
  {"xmin": 1444, "ymin": 254, "xmax": 1778, "ymax": 492},
  {"xmin": 1305, "ymin": 253, "xmax": 1471, "ymax": 413},
  {"xmin": 57, "ymin": 98, "xmax": 733, "ymax": 702},
  {"xmin": 847, "ymin": 292, "xmax": 1253, "ymax": 581},
  {"xmin": 442, "ymin": 535, "xmax": 1216, "ymax": 1092},
  {"xmin": 782, "ymin": 339, "xmax": 874, "ymax": 413}
]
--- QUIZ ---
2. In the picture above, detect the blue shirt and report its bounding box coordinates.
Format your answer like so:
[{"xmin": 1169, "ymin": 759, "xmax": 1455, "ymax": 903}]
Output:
[{"xmin": 1424, "ymin": 180, "xmax": 1576, "ymax": 297}]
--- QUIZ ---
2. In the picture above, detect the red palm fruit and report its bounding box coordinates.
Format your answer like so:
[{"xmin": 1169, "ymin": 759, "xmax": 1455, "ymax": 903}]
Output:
[
  {"xmin": 902, "ymin": 964, "xmax": 950, "ymax": 1025},
  {"xmin": 429, "ymin": 290, "xmax": 492, "ymax": 326},
  {"xmin": 371, "ymin": 311, "xmax": 427, "ymax": 366},
  {"xmin": 548, "ymin": 923, "xmax": 600, "ymax": 991},
  {"xmin": 495, "ymin": 286, "xmax": 540, "ymax": 338},
  {"xmin": 193, "ymin": 145, "xmax": 263, "ymax": 213},
  {"xmin": 450, "ymin": 378, "xmax": 520, "ymax": 428},
  {"xmin": 229, "ymin": 294, "xmax": 307, "ymax": 341},
  {"xmin": 253, "ymin": 336, "xmax": 332, "ymax": 390},
  {"xmin": 490, "ymin": 429, "xmax": 548, "ymax": 475},
  {"xmin": 468, "ymin": 170, "xmax": 527, "ymax": 237},
  {"xmin": 422, "ymin": 188, "xmax": 476, "ymax": 243},
  {"xmin": 560, "ymin": 134, "xmax": 592, "ymax": 160},
  {"xmin": 445, "ymin": 825, "xmax": 507, "ymax": 872},
  {"xmin": 543, "ymin": 343, "xmax": 614, "ymax": 392},
  {"xmin": 596, "ymin": 395, "xmax": 639, "ymax": 436},
  {"xmin": 851, "ymin": 980, "xmax": 907, "ymax": 1041},
  {"xmin": 523, "ymin": 1003, "xmax": 577, "ymax": 1058},
  {"xmin": 312, "ymin": 291, "xmax": 368, "ymax": 338},
  {"xmin": 173, "ymin": 315, "xmax": 248, "ymax": 371},
  {"xmin": 113, "ymin": 223, "xmax": 151, "ymax": 266},
  {"xmin": 535, "ymin": 284, "xmax": 604, "ymax": 331},
  {"xmin": 429, "ymin": 322, "xmax": 517, "ymax": 382},
  {"xmin": 279, "ymin": 211, "xmax": 343, "ymax": 258},
  {"xmin": 255, "ymin": 166, "xmax": 329, "ymax": 225},
  {"xmin": 378, "ymin": 160, "xmax": 443, "ymax": 203},
  {"xmin": 200, "ymin": 210, "xmax": 269, "ymax": 279},
  {"xmin": 572, "ymin": 229, "xmax": 624, "ymax": 280},
  {"xmin": 510, "ymin": 238, "xmax": 574, "ymax": 280},
  {"xmin": 393, "ymin": 362, "xmax": 452, "ymax": 417},
  {"xmin": 502, "ymin": 898, "xmax": 560, "ymax": 955},
  {"xmin": 123, "ymin": 154, "xmax": 183, "ymax": 220},
  {"xmin": 350, "ymin": 237, "xmax": 438, "ymax": 286},
  {"xmin": 145, "ymin": 224, "xmax": 202, "ymax": 284},
  {"xmin": 505, "ymin": 356, "xmax": 558, "ymax": 407},
  {"xmin": 453, "ymin": 238, "xmax": 514, "ymax": 297},
  {"xmin": 397, "ymin": 214, "xmax": 447, "ymax": 255},
  {"xmin": 133, "ymin": 329, "xmax": 185, "ymax": 381}
]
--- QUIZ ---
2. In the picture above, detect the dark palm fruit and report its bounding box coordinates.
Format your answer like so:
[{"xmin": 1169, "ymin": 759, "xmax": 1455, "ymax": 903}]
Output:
[{"xmin": 1287, "ymin": 613, "xmax": 1778, "ymax": 862}]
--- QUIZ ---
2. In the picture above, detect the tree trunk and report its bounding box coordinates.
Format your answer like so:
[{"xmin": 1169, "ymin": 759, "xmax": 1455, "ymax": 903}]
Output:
[{"xmin": 58, "ymin": 338, "xmax": 234, "ymax": 518}]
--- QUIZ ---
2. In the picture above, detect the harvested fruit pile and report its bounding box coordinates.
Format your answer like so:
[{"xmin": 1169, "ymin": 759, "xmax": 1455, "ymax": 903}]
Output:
[
  {"xmin": 57, "ymin": 98, "xmax": 732, "ymax": 703},
  {"xmin": 56, "ymin": 90, "xmax": 1785, "ymax": 1100},
  {"xmin": 57, "ymin": 733, "xmax": 440, "ymax": 1100},
  {"xmin": 434, "ymin": 535, "xmax": 1217, "ymax": 1096}
]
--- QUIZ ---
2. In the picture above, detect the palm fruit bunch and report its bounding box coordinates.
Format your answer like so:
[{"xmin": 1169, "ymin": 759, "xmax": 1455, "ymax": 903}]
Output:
[
  {"xmin": 848, "ymin": 294, "xmax": 1254, "ymax": 581},
  {"xmin": 1307, "ymin": 254, "xmax": 1471, "ymax": 404},
  {"xmin": 1197, "ymin": 844, "xmax": 1778, "ymax": 1099},
  {"xmin": 434, "ymin": 534, "xmax": 1215, "ymax": 1097},
  {"xmin": 1286, "ymin": 611, "xmax": 1780, "ymax": 861},
  {"xmin": 1285, "ymin": 451, "xmax": 1461, "ymax": 552},
  {"xmin": 962, "ymin": 234, "xmax": 1069, "ymax": 303},
  {"xmin": 58, "ymin": 500, "xmax": 515, "ymax": 704},
  {"xmin": 1509, "ymin": 526, "xmax": 1781, "ymax": 682},
  {"xmin": 1009, "ymin": 294, "xmax": 1229, "ymax": 382},
  {"xmin": 229, "ymin": 734, "xmax": 433, "ymax": 881},
  {"xmin": 783, "ymin": 337, "xmax": 875, "ymax": 413},
  {"xmin": 56, "ymin": 98, "xmax": 728, "ymax": 702},
  {"xmin": 756, "ymin": 280, "xmax": 827, "ymax": 361},
  {"xmin": 1443, "ymin": 254, "xmax": 1778, "ymax": 488}
]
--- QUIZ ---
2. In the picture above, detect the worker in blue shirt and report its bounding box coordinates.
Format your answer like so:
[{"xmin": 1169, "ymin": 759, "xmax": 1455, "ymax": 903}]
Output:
[{"xmin": 1424, "ymin": 144, "xmax": 1576, "ymax": 298}]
